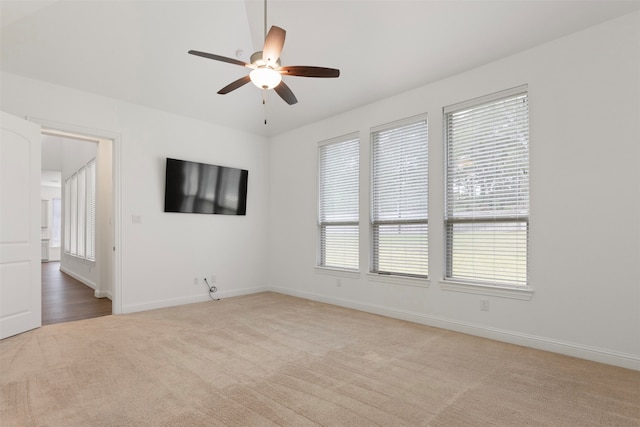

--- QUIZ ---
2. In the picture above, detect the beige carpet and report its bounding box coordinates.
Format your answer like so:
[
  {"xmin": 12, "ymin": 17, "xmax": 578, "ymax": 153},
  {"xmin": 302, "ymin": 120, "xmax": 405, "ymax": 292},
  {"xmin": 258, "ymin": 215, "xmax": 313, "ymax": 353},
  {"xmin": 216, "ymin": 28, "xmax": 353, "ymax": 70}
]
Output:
[{"xmin": 1, "ymin": 292, "xmax": 638, "ymax": 426}]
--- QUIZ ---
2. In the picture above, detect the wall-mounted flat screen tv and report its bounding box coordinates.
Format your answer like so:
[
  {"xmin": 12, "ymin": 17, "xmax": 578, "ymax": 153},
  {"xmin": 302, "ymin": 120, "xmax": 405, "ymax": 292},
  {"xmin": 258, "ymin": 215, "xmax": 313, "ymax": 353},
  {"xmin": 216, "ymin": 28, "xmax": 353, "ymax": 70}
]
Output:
[{"xmin": 164, "ymin": 158, "xmax": 248, "ymax": 215}]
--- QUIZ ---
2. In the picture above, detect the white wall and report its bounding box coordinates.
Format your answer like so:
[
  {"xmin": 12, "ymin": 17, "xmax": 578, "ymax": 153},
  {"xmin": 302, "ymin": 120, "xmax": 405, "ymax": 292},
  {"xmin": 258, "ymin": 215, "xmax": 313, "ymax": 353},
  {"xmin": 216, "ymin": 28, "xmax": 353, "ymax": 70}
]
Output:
[
  {"xmin": 1, "ymin": 72, "xmax": 271, "ymax": 313},
  {"xmin": 267, "ymin": 12, "xmax": 640, "ymax": 369},
  {"xmin": 96, "ymin": 138, "xmax": 113, "ymax": 299}
]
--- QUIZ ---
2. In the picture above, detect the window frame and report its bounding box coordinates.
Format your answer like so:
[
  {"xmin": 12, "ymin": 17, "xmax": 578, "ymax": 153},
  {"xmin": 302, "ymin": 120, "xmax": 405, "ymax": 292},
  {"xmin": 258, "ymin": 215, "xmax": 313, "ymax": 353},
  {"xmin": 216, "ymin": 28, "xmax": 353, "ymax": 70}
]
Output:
[
  {"xmin": 63, "ymin": 180, "xmax": 71, "ymax": 253},
  {"xmin": 370, "ymin": 114, "xmax": 429, "ymax": 280},
  {"xmin": 63, "ymin": 157, "xmax": 97, "ymax": 263},
  {"xmin": 85, "ymin": 159, "xmax": 96, "ymax": 261},
  {"xmin": 442, "ymin": 86, "xmax": 532, "ymax": 298},
  {"xmin": 317, "ymin": 133, "xmax": 360, "ymax": 272}
]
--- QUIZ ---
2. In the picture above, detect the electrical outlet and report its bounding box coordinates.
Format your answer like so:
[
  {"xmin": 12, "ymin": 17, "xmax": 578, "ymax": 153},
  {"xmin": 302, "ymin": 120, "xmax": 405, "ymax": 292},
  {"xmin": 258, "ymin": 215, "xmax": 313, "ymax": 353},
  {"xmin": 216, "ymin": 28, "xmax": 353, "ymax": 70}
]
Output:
[
  {"xmin": 480, "ymin": 298, "xmax": 490, "ymax": 311},
  {"xmin": 336, "ymin": 278, "xmax": 342, "ymax": 288},
  {"xmin": 193, "ymin": 277, "xmax": 199, "ymax": 286},
  {"xmin": 210, "ymin": 275, "xmax": 217, "ymax": 284}
]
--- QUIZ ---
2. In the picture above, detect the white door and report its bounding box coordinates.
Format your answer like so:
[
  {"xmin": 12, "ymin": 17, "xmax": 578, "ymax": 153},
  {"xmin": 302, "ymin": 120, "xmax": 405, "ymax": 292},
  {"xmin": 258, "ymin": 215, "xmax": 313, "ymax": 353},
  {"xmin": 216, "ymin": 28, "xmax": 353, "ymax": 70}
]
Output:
[{"xmin": 0, "ymin": 112, "xmax": 41, "ymax": 339}]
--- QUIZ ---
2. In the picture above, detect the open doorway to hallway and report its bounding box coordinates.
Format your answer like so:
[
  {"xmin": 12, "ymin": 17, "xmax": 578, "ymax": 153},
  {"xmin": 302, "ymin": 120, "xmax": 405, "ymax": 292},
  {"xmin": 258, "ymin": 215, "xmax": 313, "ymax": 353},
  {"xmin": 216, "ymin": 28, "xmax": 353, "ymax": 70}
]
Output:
[{"xmin": 41, "ymin": 129, "xmax": 114, "ymax": 323}]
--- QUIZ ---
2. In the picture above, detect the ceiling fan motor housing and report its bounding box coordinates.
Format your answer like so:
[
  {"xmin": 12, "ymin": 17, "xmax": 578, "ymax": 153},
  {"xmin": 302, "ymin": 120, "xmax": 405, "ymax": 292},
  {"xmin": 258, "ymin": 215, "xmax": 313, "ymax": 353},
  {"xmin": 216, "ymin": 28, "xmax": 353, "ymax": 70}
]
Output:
[{"xmin": 250, "ymin": 51, "xmax": 280, "ymax": 69}]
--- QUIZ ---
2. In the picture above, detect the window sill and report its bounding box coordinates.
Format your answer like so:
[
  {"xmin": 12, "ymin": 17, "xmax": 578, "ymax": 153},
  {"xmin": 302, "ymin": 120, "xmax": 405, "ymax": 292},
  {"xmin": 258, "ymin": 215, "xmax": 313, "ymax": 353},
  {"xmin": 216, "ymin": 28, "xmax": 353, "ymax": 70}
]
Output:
[
  {"xmin": 65, "ymin": 253, "xmax": 96, "ymax": 265},
  {"xmin": 367, "ymin": 272, "xmax": 430, "ymax": 288},
  {"xmin": 439, "ymin": 280, "xmax": 533, "ymax": 300},
  {"xmin": 315, "ymin": 266, "xmax": 360, "ymax": 279}
]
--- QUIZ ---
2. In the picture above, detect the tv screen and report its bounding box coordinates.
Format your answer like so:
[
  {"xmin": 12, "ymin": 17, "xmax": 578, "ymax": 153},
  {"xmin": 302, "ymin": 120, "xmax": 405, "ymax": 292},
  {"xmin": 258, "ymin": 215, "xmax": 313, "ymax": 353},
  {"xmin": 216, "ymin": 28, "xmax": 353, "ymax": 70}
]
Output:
[{"xmin": 164, "ymin": 158, "xmax": 248, "ymax": 215}]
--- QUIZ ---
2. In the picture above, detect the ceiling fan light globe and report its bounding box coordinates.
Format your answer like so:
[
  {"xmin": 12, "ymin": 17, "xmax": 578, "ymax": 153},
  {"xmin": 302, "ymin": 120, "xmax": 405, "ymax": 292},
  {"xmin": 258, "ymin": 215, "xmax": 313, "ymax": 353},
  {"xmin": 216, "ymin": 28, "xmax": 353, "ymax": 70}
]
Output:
[{"xmin": 250, "ymin": 67, "xmax": 282, "ymax": 90}]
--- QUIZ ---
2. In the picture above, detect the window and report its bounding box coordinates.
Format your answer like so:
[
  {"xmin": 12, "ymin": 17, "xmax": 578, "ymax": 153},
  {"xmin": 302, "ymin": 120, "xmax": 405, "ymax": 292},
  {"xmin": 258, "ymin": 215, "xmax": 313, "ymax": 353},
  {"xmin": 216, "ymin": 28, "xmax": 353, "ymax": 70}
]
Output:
[
  {"xmin": 77, "ymin": 166, "xmax": 86, "ymax": 258},
  {"xmin": 318, "ymin": 135, "xmax": 359, "ymax": 270},
  {"xmin": 64, "ymin": 158, "xmax": 97, "ymax": 262},
  {"xmin": 69, "ymin": 173, "xmax": 77, "ymax": 256},
  {"xmin": 371, "ymin": 116, "xmax": 428, "ymax": 278},
  {"xmin": 85, "ymin": 160, "xmax": 96, "ymax": 261},
  {"xmin": 63, "ymin": 181, "xmax": 70, "ymax": 253},
  {"xmin": 444, "ymin": 86, "xmax": 529, "ymax": 287}
]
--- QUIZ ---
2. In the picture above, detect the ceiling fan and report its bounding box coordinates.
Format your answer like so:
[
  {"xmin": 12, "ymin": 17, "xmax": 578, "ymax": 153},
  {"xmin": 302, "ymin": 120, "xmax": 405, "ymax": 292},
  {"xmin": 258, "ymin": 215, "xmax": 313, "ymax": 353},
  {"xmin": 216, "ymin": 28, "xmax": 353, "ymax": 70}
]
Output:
[{"xmin": 188, "ymin": 0, "xmax": 339, "ymax": 106}]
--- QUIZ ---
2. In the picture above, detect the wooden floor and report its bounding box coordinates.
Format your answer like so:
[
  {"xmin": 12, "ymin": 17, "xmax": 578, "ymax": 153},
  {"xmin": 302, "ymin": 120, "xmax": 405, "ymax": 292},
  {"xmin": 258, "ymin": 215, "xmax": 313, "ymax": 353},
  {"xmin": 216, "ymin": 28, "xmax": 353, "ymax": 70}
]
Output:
[{"xmin": 41, "ymin": 261, "xmax": 112, "ymax": 325}]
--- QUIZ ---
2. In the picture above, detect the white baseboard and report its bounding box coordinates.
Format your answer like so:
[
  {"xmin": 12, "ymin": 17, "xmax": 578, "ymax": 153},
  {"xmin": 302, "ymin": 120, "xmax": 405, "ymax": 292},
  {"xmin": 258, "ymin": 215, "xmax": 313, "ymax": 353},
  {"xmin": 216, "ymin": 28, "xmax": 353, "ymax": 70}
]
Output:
[
  {"xmin": 121, "ymin": 286, "xmax": 270, "ymax": 314},
  {"xmin": 94, "ymin": 289, "xmax": 112, "ymax": 300},
  {"xmin": 59, "ymin": 266, "xmax": 112, "ymax": 300},
  {"xmin": 59, "ymin": 266, "xmax": 97, "ymax": 290},
  {"xmin": 269, "ymin": 286, "xmax": 640, "ymax": 371},
  {"xmin": 122, "ymin": 295, "xmax": 210, "ymax": 314},
  {"xmin": 217, "ymin": 286, "xmax": 271, "ymax": 299}
]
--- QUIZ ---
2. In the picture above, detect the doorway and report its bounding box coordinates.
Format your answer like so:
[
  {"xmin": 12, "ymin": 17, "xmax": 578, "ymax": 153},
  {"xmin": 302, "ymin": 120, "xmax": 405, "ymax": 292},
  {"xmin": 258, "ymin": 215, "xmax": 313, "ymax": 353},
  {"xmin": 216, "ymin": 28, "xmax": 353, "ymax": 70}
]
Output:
[{"xmin": 35, "ymin": 118, "xmax": 121, "ymax": 319}]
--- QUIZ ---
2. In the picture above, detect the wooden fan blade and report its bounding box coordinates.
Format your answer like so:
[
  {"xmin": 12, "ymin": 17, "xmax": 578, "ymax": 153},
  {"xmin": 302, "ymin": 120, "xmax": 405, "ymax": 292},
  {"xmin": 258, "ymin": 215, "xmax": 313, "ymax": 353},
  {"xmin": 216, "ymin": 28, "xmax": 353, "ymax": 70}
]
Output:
[
  {"xmin": 280, "ymin": 66, "xmax": 340, "ymax": 78},
  {"xmin": 217, "ymin": 75, "xmax": 252, "ymax": 94},
  {"xmin": 274, "ymin": 80, "xmax": 298, "ymax": 105},
  {"xmin": 262, "ymin": 26, "xmax": 286, "ymax": 66},
  {"xmin": 188, "ymin": 50, "xmax": 252, "ymax": 68}
]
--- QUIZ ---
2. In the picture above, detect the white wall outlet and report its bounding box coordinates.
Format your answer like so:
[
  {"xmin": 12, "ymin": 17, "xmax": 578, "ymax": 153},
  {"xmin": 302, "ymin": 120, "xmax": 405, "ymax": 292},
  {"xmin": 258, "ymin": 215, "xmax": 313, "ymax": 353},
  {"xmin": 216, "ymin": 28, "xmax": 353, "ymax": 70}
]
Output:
[
  {"xmin": 480, "ymin": 298, "xmax": 490, "ymax": 311},
  {"xmin": 193, "ymin": 277, "xmax": 199, "ymax": 286},
  {"xmin": 336, "ymin": 278, "xmax": 342, "ymax": 288},
  {"xmin": 210, "ymin": 275, "xmax": 216, "ymax": 284}
]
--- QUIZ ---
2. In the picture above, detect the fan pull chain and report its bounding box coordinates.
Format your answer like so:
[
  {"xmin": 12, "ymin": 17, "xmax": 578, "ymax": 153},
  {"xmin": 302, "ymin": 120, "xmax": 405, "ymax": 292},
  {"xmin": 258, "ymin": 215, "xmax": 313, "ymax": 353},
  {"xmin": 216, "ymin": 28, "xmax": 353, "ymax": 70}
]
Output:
[{"xmin": 263, "ymin": 89, "xmax": 267, "ymax": 125}]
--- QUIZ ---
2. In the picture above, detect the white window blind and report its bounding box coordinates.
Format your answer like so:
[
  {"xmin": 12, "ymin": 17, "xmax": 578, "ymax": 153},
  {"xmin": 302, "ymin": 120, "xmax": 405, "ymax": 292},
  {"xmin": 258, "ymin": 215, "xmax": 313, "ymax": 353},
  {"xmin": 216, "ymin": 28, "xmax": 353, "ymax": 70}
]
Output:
[
  {"xmin": 69, "ymin": 173, "xmax": 78, "ymax": 256},
  {"xmin": 445, "ymin": 87, "xmax": 529, "ymax": 287},
  {"xmin": 77, "ymin": 166, "xmax": 86, "ymax": 258},
  {"xmin": 63, "ymin": 181, "xmax": 70, "ymax": 253},
  {"xmin": 318, "ymin": 135, "xmax": 359, "ymax": 270},
  {"xmin": 371, "ymin": 116, "xmax": 428, "ymax": 278},
  {"xmin": 63, "ymin": 158, "xmax": 97, "ymax": 262},
  {"xmin": 86, "ymin": 160, "xmax": 96, "ymax": 261}
]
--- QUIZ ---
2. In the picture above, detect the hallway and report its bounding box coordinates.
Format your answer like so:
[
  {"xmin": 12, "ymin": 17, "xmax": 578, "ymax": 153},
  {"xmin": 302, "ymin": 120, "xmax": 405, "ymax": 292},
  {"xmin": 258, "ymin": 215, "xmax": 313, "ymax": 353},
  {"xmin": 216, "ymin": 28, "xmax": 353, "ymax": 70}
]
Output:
[{"xmin": 42, "ymin": 261, "xmax": 112, "ymax": 325}]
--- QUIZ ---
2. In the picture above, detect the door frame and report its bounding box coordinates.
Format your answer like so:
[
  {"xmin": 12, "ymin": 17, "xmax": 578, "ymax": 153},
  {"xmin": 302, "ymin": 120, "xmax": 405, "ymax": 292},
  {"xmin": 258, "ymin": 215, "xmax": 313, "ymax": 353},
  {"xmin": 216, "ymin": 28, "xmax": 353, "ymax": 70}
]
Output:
[{"xmin": 29, "ymin": 117, "xmax": 122, "ymax": 315}]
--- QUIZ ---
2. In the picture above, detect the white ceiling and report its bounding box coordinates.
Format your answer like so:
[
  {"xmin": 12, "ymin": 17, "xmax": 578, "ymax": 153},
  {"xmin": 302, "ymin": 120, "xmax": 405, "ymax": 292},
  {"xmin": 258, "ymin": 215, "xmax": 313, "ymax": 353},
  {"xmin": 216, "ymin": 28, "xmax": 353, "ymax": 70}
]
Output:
[{"xmin": 2, "ymin": 0, "xmax": 639, "ymax": 137}]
